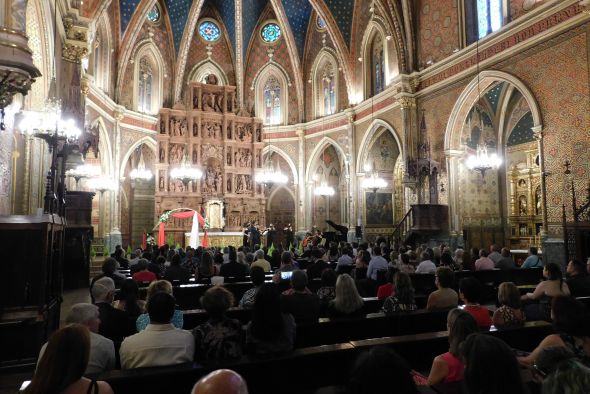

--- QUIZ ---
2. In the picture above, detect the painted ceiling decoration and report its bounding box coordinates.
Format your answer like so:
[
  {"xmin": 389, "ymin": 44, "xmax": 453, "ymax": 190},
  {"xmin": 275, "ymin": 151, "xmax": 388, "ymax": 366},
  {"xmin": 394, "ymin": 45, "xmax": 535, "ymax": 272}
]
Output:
[
  {"xmin": 323, "ymin": 0, "xmax": 354, "ymax": 48},
  {"xmin": 242, "ymin": 0, "xmax": 269, "ymax": 58},
  {"xmin": 281, "ymin": 0, "xmax": 313, "ymax": 60},
  {"xmin": 120, "ymin": 0, "xmax": 142, "ymax": 35},
  {"xmin": 485, "ymin": 82, "xmax": 506, "ymax": 113},
  {"xmin": 164, "ymin": 0, "xmax": 194, "ymax": 53},
  {"xmin": 210, "ymin": 0, "xmax": 236, "ymax": 51},
  {"xmin": 507, "ymin": 112, "xmax": 535, "ymax": 146}
]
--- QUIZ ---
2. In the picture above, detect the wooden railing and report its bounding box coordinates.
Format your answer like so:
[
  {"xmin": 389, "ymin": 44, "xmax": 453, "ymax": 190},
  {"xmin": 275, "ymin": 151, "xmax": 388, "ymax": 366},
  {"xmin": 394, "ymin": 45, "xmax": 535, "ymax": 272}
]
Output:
[{"xmin": 392, "ymin": 208, "xmax": 413, "ymax": 246}]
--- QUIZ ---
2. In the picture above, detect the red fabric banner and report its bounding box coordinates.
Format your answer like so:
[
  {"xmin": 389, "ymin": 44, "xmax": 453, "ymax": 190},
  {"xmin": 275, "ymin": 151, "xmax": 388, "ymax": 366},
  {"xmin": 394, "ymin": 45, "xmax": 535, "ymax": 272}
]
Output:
[
  {"xmin": 158, "ymin": 223, "xmax": 165, "ymax": 246},
  {"xmin": 202, "ymin": 232, "xmax": 209, "ymax": 248},
  {"xmin": 171, "ymin": 210, "xmax": 204, "ymax": 226}
]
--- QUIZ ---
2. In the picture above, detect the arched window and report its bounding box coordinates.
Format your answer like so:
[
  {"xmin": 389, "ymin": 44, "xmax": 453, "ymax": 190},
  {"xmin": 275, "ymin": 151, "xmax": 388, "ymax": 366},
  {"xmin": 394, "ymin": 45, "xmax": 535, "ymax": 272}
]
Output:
[
  {"xmin": 371, "ymin": 34, "xmax": 385, "ymax": 96},
  {"xmin": 477, "ymin": 0, "xmax": 503, "ymax": 39},
  {"xmin": 137, "ymin": 57, "xmax": 153, "ymax": 113},
  {"xmin": 263, "ymin": 75, "xmax": 281, "ymax": 125},
  {"xmin": 312, "ymin": 51, "xmax": 338, "ymax": 117},
  {"xmin": 91, "ymin": 15, "xmax": 112, "ymax": 93}
]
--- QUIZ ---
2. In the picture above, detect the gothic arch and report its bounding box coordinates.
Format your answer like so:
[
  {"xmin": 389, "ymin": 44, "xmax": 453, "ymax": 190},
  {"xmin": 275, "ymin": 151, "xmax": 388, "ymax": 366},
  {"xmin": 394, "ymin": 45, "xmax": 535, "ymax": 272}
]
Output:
[
  {"xmin": 305, "ymin": 136, "xmax": 348, "ymax": 183},
  {"xmin": 361, "ymin": 20, "xmax": 391, "ymax": 99},
  {"xmin": 91, "ymin": 117, "xmax": 114, "ymax": 177},
  {"xmin": 266, "ymin": 185, "xmax": 297, "ymax": 211},
  {"xmin": 133, "ymin": 42, "xmax": 165, "ymax": 114},
  {"xmin": 92, "ymin": 13, "xmax": 113, "ymax": 93},
  {"xmin": 311, "ymin": 49, "xmax": 339, "ymax": 118},
  {"xmin": 356, "ymin": 118, "xmax": 403, "ymax": 174},
  {"xmin": 261, "ymin": 145, "xmax": 298, "ymax": 185},
  {"xmin": 188, "ymin": 60, "xmax": 228, "ymax": 85},
  {"xmin": 119, "ymin": 136, "xmax": 158, "ymax": 180},
  {"xmin": 253, "ymin": 63, "xmax": 290, "ymax": 126}
]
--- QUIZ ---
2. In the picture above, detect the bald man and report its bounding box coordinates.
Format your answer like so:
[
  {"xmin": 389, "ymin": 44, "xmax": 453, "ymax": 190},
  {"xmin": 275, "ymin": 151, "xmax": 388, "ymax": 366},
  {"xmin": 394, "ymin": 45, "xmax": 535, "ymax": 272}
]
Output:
[{"xmin": 192, "ymin": 369, "xmax": 248, "ymax": 394}]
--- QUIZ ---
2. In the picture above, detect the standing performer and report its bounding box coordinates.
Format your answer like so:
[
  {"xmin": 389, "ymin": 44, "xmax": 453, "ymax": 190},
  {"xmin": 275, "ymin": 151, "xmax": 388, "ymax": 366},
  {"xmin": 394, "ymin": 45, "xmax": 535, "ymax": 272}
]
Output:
[
  {"xmin": 248, "ymin": 222, "xmax": 261, "ymax": 249},
  {"xmin": 265, "ymin": 224, "xmax": 276, "ymax": 248},
  {"xmin": 284, "ymin": 223, "xmax": 294, "ymax": 248}
]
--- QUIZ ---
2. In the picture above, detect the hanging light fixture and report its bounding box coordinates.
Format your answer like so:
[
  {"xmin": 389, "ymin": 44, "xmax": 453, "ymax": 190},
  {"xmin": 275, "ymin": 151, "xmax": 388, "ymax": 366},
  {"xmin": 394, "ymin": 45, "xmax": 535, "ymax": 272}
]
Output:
[
  {"xmin": 362, "ymin": 163, "xmax": 388, "ymax": 193},
  {"xmin": 314, "ymin": 180, "xmax": 335, "ymax": 196},
  {"xmin": 89, "ymin": 176, "xmax": 117, "ymax": 195},
  {"xmin": 256, "ymin": 123, "xmax": 287, "ymax": 188},
  {"xmin": 66, "ymin": 164, "xmax": 101, "ymax": 186},
  {"xmin": 465, "ymin": 36, "xmax": 502, "ymax": 178},
  {"xmin": 170, "ymin": 154, "xmax": 202, "ymax": 186},
  {"xmin": 129, "ymin": 148, "xmax": 153, "ymax": 181}
]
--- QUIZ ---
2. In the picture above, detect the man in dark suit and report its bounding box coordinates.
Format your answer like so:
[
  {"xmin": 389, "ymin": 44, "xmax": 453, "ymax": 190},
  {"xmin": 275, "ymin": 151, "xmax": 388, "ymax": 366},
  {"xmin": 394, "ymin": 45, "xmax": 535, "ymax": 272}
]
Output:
[
  {"xmin": 248, "ymin": 223, "xmax": 261, "ymax": 249},
  {"xmin": 280, "ymin": 270, "xmax": 320, "ymax": 324},
  {"xmin": 91, "ymin": 277, "xmax": 136, "ymax": 345},
  {"xmin": 219, "ymin": 246, "xmax": 248, "ymax": 279}
]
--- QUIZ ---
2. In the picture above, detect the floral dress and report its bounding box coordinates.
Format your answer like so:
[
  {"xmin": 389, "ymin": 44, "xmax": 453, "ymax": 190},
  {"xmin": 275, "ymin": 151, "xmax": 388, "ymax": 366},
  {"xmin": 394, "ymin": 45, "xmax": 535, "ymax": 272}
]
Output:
[{"xmin": 192, "ymin": 317, "xmax": 243, "ymax": 361}]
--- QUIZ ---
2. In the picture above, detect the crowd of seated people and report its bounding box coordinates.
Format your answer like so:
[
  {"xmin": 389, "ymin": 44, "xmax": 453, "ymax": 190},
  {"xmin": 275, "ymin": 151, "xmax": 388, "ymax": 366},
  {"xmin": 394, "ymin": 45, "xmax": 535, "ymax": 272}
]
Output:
[{"xmin": 27, "ymin": 238, "xmax": 590, "ymax": 393}]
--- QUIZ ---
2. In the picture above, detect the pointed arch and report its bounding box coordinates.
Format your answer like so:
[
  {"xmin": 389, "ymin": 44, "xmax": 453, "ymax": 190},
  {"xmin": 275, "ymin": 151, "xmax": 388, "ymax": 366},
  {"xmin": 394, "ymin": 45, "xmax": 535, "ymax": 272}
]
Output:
[
  {"xmin": 253, "ymin": 63, "xmax": 290, "ymax": 126},
  {"xmin": 119, "ymin": 136, "xmax": 157, "ymax": 180},
  {"xmin": 361, "ymin": 21, "xmax": 390, "ymax": 99},
  {"xmin": 311, "ymin": 49, "xmax": 339, "ymax": 119},
  {"xmin": 91, "ymin": 12, "xmax": 113, "ymax": 93},
  {"xmin": 133, "ymin": 42, "xmax": 165, "ymax": 114},
  {"xmin": 305, "ymin": 136, "xmax": 348, "ymax": 183},
  {"xmin": 267, "ymin": 184, "xmax": 297, "ymax": 211},
  {"xmin": 356, "ymin": 118, "xmax": 403, "ymax": 174},
  {"xmin": 261, "ymin": 145, "xmax": 298, "ymax": 185},
  {"xmin": 91, "ymin": 117, "xmax": 114, "ymax": 177},
  {"xmin": 188, "ymin": 59, "xmax": 229, "ymax": 85}
]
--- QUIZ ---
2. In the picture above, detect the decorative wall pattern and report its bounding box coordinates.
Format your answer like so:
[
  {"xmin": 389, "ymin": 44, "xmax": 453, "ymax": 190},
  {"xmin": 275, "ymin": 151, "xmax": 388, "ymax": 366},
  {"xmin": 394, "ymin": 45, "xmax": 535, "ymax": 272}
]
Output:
[
  {"xmin": 119, "ymin": 0, "xmax": 142, "ymax": 35},
  {"xmin": 416, "ymin": 0, "xmax": 459, "ymax": 67},
  {"xmin": 211, "ymin": 0, "xmax": 236, "ymax": 50},
  {"xmin": 164, "ymin": 0, "xmax": 193, "ymax": 53},
  {"xmin": 281, "ymin": 0, "xmax": 313, "ymax": 59},
  {"xmin": 323, "ymin": 0, "xmax": 354, "ymax": 48},
  {"xmin": 242, "ymin": 0, "xmax": 269, "ymax": 58}
]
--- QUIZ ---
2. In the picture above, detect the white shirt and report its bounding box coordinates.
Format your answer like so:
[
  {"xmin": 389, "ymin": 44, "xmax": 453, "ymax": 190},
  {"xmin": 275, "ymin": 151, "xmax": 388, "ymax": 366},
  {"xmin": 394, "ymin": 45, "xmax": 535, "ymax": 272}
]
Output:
[
  {"xmin": 38, "ymin": 332, "xmax": 115, "ymax": 375},
  {"xmin": 415, "ymin": 260, "xmax": 437, "ymax": 274},
  {"xmin": 367, "ymin": 255, "xmax": 389, "ymax": 280},
  {"xmin": 120, "ymin": 323, "xmax": 194, "ymax": 369}
]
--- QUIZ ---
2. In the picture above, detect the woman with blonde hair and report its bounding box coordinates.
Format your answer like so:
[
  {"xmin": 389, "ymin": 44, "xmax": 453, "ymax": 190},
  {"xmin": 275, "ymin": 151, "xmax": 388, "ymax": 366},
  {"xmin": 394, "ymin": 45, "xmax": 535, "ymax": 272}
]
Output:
[
  {"xmin": 493, "ymin": 282, "xmax": 525, "ymax": 328},
  {"xmin": 25, "ymin": 325, "xmax": 113, "ymax": 394},
  {"xmin": 327, "ymin": 274, "xmax": 365, "ymax": 318},
  {"xmin": 136, "ymin": 279, "xmax": 184, "ymax": 331}
]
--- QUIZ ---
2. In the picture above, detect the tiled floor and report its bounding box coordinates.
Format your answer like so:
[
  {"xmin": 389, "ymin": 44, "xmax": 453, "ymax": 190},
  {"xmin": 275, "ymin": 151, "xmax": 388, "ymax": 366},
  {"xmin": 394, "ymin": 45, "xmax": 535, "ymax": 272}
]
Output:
[{"xmin": 0, "ymin": 288, "xmax": 91, "ymax": 394}]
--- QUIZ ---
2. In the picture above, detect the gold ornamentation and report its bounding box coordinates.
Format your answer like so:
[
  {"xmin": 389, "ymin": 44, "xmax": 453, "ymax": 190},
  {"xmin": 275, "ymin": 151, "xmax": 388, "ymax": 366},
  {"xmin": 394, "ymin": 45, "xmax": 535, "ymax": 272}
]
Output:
[
  {"xmin": 397, "ymin": 96, "xmax": 416, "ymax": 109},
  {"xmin": 62, "ymin": 42, "xmax": 89, "ymax": 63}
]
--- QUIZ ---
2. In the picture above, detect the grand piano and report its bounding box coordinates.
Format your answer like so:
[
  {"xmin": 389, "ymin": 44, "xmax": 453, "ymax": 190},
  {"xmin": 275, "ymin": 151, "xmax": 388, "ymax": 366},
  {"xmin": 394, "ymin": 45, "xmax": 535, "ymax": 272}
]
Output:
[{"xmin": 325, "ymin": 220, "xmax": 349, "ymax": 242}]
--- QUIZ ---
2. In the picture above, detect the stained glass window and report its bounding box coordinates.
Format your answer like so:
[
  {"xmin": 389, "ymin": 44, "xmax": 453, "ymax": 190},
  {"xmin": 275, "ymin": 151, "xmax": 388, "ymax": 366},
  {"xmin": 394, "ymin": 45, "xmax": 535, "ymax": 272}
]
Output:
[
  {"xmin": 263, "ymin": 75, "xmax": 281, "ymax": 125},
  {"xmin": 477, "ymin": 0, "xmax": 503, "ymax": 39},
  {"xmin": 199, "ymin": 21, "xmax": 221, "ymax": 42},
  {"xmin": 147, "ymin": 5, "xmax": 160, "ymax": 23},
  {"xmin": 138, "ymin": 58, "xmax": 153, "ymax": 113},
  {"xmin": 317, "ymin": 16, "xmax": 327, "ymax": 30},
  {"xmin": 372, "ymin": 35, "xmax": 385, "ymax": 96},
  {"xmin": 261, "ymin": 23, "xmax": 281, "ymax": 44},
  {"xmin": 321, "ymin": 63, "xmax": 336, "ymax": 116}
]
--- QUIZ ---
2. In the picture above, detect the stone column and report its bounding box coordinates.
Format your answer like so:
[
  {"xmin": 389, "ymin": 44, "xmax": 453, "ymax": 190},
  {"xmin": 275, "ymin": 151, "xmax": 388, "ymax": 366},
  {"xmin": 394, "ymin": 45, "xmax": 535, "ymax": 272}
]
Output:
[
  {"xmin": 344, "ymin": 109, "xmax": 357, "ymax": 241},
  {"xmin": 445, "ymin": 149, "xmax": 463, "ymax": 235},
  {"xmin": 108, "ymin": 109, "xmax": 125, "ymax": 253},
  {"xmin": 296, "ymin": 129, "xmax": 306, "ymax": 232},
  {"xmin": 533, "ymin": 126, "xmax": 548, "ymax": 236}
]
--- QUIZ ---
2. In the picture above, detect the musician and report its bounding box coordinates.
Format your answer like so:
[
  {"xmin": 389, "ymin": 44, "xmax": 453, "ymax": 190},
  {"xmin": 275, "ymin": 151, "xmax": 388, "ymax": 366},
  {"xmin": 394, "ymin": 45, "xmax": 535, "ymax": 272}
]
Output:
[
  {"xmin": 263, "ymin": 224, "xmax": 276, "ymax": 247},
  {"xmin": 242, "ymin": 224, "xmax": 250, "ymax": 247},
  {"xmin": 248, "ymin": 222, "xmax": 261, "ymax": 249},
  {"xmin": 283, "ymin": 223, "xmax": 294, "ymax": 248}
]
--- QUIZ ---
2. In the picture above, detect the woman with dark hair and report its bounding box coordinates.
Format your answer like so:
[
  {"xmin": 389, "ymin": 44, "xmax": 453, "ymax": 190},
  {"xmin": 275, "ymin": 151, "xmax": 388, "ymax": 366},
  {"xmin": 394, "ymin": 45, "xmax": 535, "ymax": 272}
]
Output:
[
  {"xmin": 427, "ymin": 309, "xmax": 478, "ymax": 386},
  {"xmin": 352, "ymin": 250, "xmax": 371, "ymax": 280},
  {"xmin": 246, "ymin": 283, "xmax": 295, "ymax": 355},
  {"xmin": 522, "ymin": 262, "xmax": 570, "ymax": 321},
  {"xmin": 196, "ymin": 251, "xmax": 218, "ymax": 281},
  {"xmin": 518, "ymin": 296, "xmax": 590, "ymax": 366},
  {"xmin": 25, "ymin": 325, "xmax": 113, "ymax": 394},
  {"xmin": 382, "ymin": 272, "xmax": 416, "ymax": 314},
  {"xmin": 462, "ymin": 334, "xmax": 526, "ymax": 394},
  {"xmin": 492, "ymin": 282, "xmax": 525, "ymax": 328},
  {"xmin": 317, "ymin": 268, "xmax": 337, "ymax": 306},
  {"xmin": 113, "ymin": 279, "xmax": 145, "ymax": 317},
  {"xmin": 459, "ymin": 277, "xmax": 492, "ymax": 329},
  {"xmin": 193, "ymin": 286, "xmax": 243, "ymax": 361}
]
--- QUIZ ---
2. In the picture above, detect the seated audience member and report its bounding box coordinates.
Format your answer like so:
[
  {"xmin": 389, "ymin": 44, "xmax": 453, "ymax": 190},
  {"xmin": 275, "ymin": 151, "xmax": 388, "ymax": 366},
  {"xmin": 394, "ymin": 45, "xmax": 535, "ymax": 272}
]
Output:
[
  {"xmin": 246, "ymin": 283, "xmax": 296, "ymax": 356},
  {"xmin": 272, "ymin": 251, "xmax": 296, "ymax": 283},
  {"xmin": 382, "ymin": 272, "xmax": 416, "ymax": 313},
  {"xmin": 251, "ymin": 250, "xmax": 271, "ymax": 272},
  {"xmin": 351, "ymin": 250, "xmax": 371, "ymax": 280},
  {"xmin": 136, "ymin": 280, "xmax": 184, "ymax": 331},
  {"xmin": 193, "ymin": 286, "xmax": 242, "ymax": 361},
  {"xmin": 566, "ymin": 259, "xmax": 590, "ymax": 297},
  {"xmin": 113, "ymin": 279, "xmax": 145, "ymax": 318},
  {"xmin": 317, "ymin": 268, "xmax": 337, "ymax": 307},
  {"xmin": 427, "ymin": 309, "xmax": 478, "ymax": 386},
  {"xmin": 196, "ymin": 251, "xmax": 218, "ymax": 280},
  {"xmin": 163, "ymin": 254, "xmax": 191, "ymax": 284},
  {"xmin": 377, "ymin": 267, "xmax": 397, "ymax": 300},
  {"xmin": 459, "ymin": 277, "xmax": 492, "ymax": 329},
  {"xmin": 37, "ymin": 304, "xmax": 115, "ymax": 375},
  {"xmin": 522, "ymin": 262, "xmax": 570, "ymax": 321},
  {"xmin": 462, "ymin": 334, "xmax": 527, "ymax": 394},
  {"xmin": 91, "ymin": 277, "xmax": 135, "ymax": 343},
  {"xmin": 533, "ymin": 346, "xmax": 576, "ymax": 383},
  {"xmin": 427, "ymin": 267, "xmax": 458, "ymax": 310},
  {"xmin": 522, "ymin": 246, "xmax": 543, "ymax": 268},
  {"xmin": 90, "ymin": 258, "xmax": 126, "ymax": 293},
  {"xmin": 120, "ymin": 292, "xmax": 194, "ymax": 369},
  {"xmin": 112, "ymin": 247, "xmax": 130, "ymax": 269},
  {"xmin": 492, "ymin": 282, "xmax": 525, "ymax": 328},
  {"xmin": 25, "ymin": 325, "xmax": 113, "ymax": 394},
  {"xmin": 147, "ymin": 255, "xmax": 165, "ymax": 278},
  {"xmin": 415, "ymin": 252, "xmax": 436, "ymax": 274},
  {"xmin": 541, "ymin": 358, "xmax": 590, "ymax": 394},
  {"xmin": 488, "ymin": 244, "xmax": 503, "ymax": 265},
  {"xmin": 280, "ymin": 270, "xmax": 320, "ymax": 323},
  {"xmin": 440, "ymin": 252, "xmax": 458, "ymax": 271},
  {"xmin": 192, "ymin": 369, "xmax": 249, "ymax": 394},
  {"xmin": 336, "ymin": 247, "xmax": 354, "ymax": 271},
  {"xmin": 398, "ymin": 252, "xmax": 415, "ymax": 274},
  {"xmin": 366, "ymin": 246, "xmax": 389, "ymax": 280},
  {"xmin": 219, "ymin": 246, "xmax": 248, "ymax": 279},
  {"xmin": 463, "ymin": 247, "xmax": 479, "ymax": 271},
  {"xmin": 475, "ymin": 249, "xmax": 495, "ymax": 271},
  {"xmin": 306, "ymin": 248, "xmax": 330, "ymax": 280},
  {"xmin": 349, "ymin": 346, "xmax": 418, "ymax": 394},
  {"xmin": 131, "ymin": 259, "xmax": 157, "ymax": 283},
  {"xmin": 327, "ymin": 273, "xmax": 365, "ymax": 318},
  {"xmin": 239, "ymin": 266, "xmax": 266, "ymax": 308},
  {"xmin": 453, "ymin": 248, "xmax": 465, "ymax": 270},
  {"xmin": 496, "ymin": 248, "xmax": 517, "ymax": 270},
  {"xmin": 518, "ymin": 296, "xmax": 590, "ymax": 366}
]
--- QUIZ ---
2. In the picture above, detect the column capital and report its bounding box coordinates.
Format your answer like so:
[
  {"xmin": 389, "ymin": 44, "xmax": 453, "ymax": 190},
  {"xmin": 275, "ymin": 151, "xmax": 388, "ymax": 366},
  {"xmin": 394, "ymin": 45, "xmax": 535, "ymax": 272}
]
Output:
[
  {"xmin": 532, "ymin": 125, "xmax": 543, "ymax": 140},
  {"xmin": 296, "ymin": 129, "xmax": 305, "ymax": 138},
  {"xmin": 396, "ymin": 95, "xmax": 417, "ymax": 109},
  {"xmin": 344, "ymin": 109, "xmax": 356, "ymax": 124}
]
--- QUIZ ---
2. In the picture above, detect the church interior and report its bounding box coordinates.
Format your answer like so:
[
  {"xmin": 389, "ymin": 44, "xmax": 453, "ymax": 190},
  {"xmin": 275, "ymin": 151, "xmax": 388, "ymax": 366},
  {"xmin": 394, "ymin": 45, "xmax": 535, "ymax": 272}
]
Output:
[{"xmin": 1, "ymin": 0, "xmax": 590, "ymax": 393}]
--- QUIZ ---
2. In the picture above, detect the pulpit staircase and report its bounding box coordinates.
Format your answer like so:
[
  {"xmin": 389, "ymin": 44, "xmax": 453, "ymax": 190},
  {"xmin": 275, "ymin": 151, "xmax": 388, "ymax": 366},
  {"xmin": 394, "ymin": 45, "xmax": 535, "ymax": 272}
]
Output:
[{"xmin": 392, "ymin": 204, "xmax": 449, "ymax": 247}]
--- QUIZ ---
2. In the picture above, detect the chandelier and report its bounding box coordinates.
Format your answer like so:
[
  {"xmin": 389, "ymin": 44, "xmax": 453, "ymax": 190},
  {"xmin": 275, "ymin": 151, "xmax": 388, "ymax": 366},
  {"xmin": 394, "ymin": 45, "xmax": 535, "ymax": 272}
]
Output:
[
  {"xmin": 66, "ymin": 164, "xmax": 101, "ymax": 185},
  {"xmin": 89, "ymin": 176, "xmax": 117, "ymax": 194},
  {"xmin": 129, "ymin": 149, "xmax": 153, "ymax": 181},
  {"xmin": 465, "ymin": 144, "xmax": 502, "ymax": 177},
  {"xmin": 170, "ymin": 155, "xmax": 202, "ymax": 186},
  {"xmin": 256, "ymin": 152, "xmax": 288, "ymax": 186},
  {"xmin": 314, "ymin": 181, "xmax": 335, "ymax": 196},
  {"xmin": 361, "ymin": 163, "xmax": 387, "ymax": 193}
]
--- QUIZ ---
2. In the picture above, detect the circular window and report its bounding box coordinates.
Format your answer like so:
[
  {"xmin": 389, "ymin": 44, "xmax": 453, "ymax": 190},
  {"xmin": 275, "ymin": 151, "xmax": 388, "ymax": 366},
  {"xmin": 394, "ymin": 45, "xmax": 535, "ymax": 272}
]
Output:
[
  {"xmin": 316, "ymin": 16, "xmax": 327, "ymax": 31},
  {"xmin": 199, "ymin": 20, "xmax": 221, "ymax": 42},
  {"xmin": 147, "ymin": 4, "xmax": 161, "ymax": 24},
  {"xmin": 261, "ymin": 22, "xmax": 281, "ymax": 44}
]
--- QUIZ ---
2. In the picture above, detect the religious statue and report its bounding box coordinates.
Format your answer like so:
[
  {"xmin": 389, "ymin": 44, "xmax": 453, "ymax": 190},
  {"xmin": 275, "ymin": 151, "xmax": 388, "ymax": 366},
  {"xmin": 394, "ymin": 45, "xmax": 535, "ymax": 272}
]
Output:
[
  {"xmin": 203, "ymin": 93, "xmax": 215, "ymax": 112},
  {"xmin": 172, "ymin": 118, "xmax": 181, "ymax": 136},
  {"xmin": 159, "ymin": 175, "xmax": 164, "ymax": 191},
  {"xmin": 245, "ymin": 151, "xmax": 252, "ymax": 168},
  {"xmin": 227, "ymin": 178, "xmax": 232, "ymax": 193},
  {"xmin": 192, "ymin": 123, "xmax": 198, "ymax": 137},
  {"xmin": 205, "ymin": 74, "xmax": 218, "ymax": 85},
  {"xmin": 519, "ymin": 196, "xmax": 527, "ymax": 215},
  {"xmin": 215, "ymin": 93, "xmax": 224, "ymax": 113},
  {"xmin": 192, "ymin": 147, "xmax": 198, "ymax": 164},
  {"xmin": 226, "ymin": 149, "xmax": 232, "ymax": 166},
  {"xmin": 255, "ymin": 126, "xmax": 261, "ymax": 142},
  {"xmin": 193, "ymin": 94, "xmax": 199, "ymax": 109},
  {"xmin": 159, "ymin": 147, "xmax": 165, "ymax": 163},
  {"xmin": 180, "ymin": 119, "xmax": 188, "ymax": 136},
  {"xmin": 213, "ymin": 123, "xmax": 221, "ymax": 139},
  {"xmin": 160, "ymin": 119, "xmax": 166, "ymax": 134},
  {"xmin": 215, "ymin": 172, "xmax": 222, "ymax": 194}
]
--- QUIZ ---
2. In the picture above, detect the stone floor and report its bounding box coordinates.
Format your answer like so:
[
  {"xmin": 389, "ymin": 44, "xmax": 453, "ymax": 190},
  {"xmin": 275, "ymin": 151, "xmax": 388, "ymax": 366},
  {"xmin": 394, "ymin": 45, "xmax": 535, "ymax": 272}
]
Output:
[{"xmin": 0, "ymin": 288, "xmax": 91, "ymax": 394}]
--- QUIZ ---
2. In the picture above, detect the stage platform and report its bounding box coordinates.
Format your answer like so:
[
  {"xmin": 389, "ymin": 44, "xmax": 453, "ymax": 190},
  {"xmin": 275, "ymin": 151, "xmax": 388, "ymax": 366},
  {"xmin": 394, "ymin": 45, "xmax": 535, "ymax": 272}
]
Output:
[{"xmin": 185, "ymin": 232, "xmax": 243, "ymax": 248}]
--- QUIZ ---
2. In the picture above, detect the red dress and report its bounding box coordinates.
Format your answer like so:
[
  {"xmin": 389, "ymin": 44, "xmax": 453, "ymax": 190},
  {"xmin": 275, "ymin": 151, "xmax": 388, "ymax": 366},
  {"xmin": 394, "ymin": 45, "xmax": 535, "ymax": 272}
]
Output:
[
  {"xmin": 377, "ymin": 283, "xmax": 395, "ymax": 300},
  {"xmin": 132, "ymin": 271, "xmax": 157, "ymax": 283},
  {"xmin": 441, "ymin": 352, "xmax": 464, "ymax": 382},
  {"xmin": 464, "ymin": 305, "xmax": 492, "ymax": 329}
]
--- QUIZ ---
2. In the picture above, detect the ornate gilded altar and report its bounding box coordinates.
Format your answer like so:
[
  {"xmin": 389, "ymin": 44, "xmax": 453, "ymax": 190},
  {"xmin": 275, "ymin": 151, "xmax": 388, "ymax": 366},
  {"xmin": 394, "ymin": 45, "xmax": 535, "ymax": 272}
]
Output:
[{"xmin": 156, "ymin": 82, "xmax": 266, "ymax": 245}]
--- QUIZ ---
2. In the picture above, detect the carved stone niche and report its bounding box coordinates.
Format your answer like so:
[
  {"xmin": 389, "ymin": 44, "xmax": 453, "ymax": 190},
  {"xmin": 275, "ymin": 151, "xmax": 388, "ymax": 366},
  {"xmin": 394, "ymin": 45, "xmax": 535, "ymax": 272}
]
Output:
[
  {"xmin": 202, "ymin": 158, "xmax": 223, "ymax": 195},
  {"xmin": 189, "ymin": 82, "xmax": 237, "ymax": 114},
  {"xmin": 170, "ymin": 116, "xmax": 188, "ymax": 137},
  {"xmin": 202, "ymin": 121, "xmax": 222, "ymax": 140},
  {"xmin": 168, "ymin": 144, "xmax": 186, "ymax": 165},
  {"xmin": 234, "ymin": 148, "xmax": 253, "ymax": 168}
]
